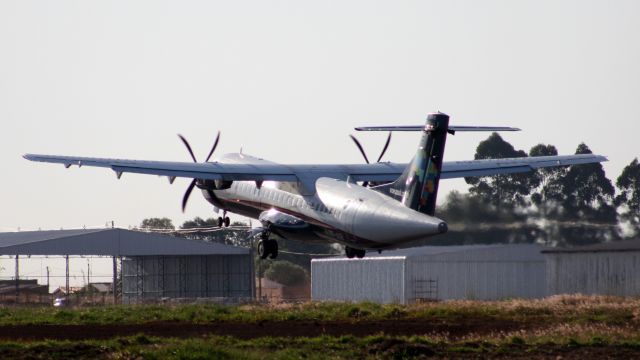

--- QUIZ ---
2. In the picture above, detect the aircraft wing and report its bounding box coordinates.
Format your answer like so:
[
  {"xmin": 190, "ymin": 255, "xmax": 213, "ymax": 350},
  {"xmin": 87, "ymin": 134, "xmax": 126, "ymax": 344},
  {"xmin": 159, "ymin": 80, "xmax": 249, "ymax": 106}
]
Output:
[
  {"xmin": 439, "ymin": 154, "xmax": 607, "ymax": 179},
  {"xmin": 22, "ymin": 154, "xmax": 406, "ymax": 183},
  {"xmin": 24, "ymin": 153, "xmax": 606, "ymax": 183},
  {"xmin": 22, "ymin": 154, "xmax": 300, "ymax": 182}
]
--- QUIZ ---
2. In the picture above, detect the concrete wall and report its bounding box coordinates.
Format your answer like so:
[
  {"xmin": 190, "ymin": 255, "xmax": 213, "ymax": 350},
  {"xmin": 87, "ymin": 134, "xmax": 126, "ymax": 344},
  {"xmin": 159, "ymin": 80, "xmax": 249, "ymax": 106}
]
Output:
[
  {"xmin": 122, "ymin": 254, "xmax": 252, "ymax": 303},
  {"xmin": 546, "ymin": 251, "xmax": 640, "ymax": 296}
]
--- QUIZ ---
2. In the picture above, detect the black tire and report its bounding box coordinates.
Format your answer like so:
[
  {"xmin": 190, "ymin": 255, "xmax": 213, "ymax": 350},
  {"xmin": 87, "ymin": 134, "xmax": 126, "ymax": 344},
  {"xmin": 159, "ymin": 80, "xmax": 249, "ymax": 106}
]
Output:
[
  {"xmin": 268, "ymin": 239, "xmax": 278, "ymax": 259},
  {"xmin": 217, "ymin": 217, "xmax": 223, "ymax": 228},
  {"xmin": 224, "ymin": 217, "xmax": 230, "ymax": 227},
  {"xmin": 257, "ymin": 240, "xmax": 268, "ymax": 259},
  {"xmin": 356, "ymin": 249, "xmax": 366, "ymax": 259},
  {"xmin": 345, "ymin": 246, "xmax": 355, "ymax": 259}
]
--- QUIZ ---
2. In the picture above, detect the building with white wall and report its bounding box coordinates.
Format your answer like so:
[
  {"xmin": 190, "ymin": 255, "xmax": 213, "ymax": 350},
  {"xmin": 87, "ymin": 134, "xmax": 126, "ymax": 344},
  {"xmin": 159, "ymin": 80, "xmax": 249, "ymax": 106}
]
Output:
[
  {"xmin": 312, "ymin": 244, "xmax": 546, "ymax": 304},
  {"xmin": 544, "ymin": 239, "xmax": 640, "ymax": 297}
]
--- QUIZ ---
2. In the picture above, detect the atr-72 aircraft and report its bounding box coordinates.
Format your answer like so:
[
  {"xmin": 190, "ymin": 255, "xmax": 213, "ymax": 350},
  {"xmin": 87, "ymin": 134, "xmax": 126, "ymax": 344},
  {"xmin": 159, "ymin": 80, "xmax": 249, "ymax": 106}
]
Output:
[{"xmin": 25, "ymin": 113, "xmax": 606, "ymax": 259}]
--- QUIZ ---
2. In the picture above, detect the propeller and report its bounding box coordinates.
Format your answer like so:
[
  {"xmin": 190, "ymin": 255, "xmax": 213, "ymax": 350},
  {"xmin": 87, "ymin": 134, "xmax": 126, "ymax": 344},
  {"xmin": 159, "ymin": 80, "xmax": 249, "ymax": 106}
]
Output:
[
  {"xmin": 177, "ymin": 132, "xmax": 221, "ymax": 212},
  {"xmin": 349, "ymin": 131, "xmax": 392, "ymax": 187}
]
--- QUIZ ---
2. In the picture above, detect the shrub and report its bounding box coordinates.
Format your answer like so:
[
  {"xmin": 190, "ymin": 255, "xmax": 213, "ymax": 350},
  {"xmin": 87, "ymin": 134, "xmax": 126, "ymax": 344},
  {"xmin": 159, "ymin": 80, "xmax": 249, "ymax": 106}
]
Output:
[{"xmin": 264, "ymin": 261, "xmax": 309, "ymax": 286}]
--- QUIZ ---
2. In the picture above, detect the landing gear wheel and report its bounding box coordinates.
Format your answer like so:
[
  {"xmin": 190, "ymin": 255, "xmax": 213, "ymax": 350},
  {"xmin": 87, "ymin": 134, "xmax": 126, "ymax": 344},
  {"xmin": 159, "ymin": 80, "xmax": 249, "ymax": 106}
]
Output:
[
  {"xmin": 267, "ymin": 239, "xmax": 278, "ymax": 259},
  {"xmin": 217, "ymin": 217, "xmax": 223, "ymax": 228},
  {"xmin": 257, "ymin": 238, "xmax": 278, "ymax": 259},
  {"xmin": 258, "ymin": 240, "xmax": 268, "ymax": 259},
  {"xmin": 223, "ymin": 216, "xmax": 230, "ymax": 227},
  {"xmin": 345, "ymin": 246, "xmax": 365, "ymax": 259}
]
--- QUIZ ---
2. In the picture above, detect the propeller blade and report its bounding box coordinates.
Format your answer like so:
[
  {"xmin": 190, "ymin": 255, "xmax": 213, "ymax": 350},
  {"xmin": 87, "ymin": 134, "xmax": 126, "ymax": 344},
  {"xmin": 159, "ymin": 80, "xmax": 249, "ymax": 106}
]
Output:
[
  {"xmin": 349, "ymin": 134, "xmax": 370, "ymax": 164},
  {"xmin": 376, "ymin": 131, "xmax": 392, "ymax": 163},
  {"xmin": 178, "ymin": 134, "xmax": 197, "ymax": 163},
  {"xmin": 204, "ymin": 131, "xmax": 221, "ymax": 162},
  {"xmin": 182, "ymin": 179, "xmax": 197, "ymax": 212}
]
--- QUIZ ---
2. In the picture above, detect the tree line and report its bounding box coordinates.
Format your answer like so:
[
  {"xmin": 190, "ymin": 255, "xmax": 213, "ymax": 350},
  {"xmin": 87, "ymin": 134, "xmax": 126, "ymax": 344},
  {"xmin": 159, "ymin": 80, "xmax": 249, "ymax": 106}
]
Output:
[{"xmin": 436, "ymin": 133, "xmax": 639, "ymax": 247}]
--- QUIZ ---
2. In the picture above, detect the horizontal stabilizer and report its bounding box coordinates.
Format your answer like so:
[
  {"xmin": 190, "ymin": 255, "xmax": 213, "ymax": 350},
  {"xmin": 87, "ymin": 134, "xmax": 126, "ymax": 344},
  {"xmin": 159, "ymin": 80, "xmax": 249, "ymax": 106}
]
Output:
[
  {"xmin": 448, "ymin": 126, "xmax": 520, "ymax": 132},
  {"xmin": 355, "ymin": 125, "xmax": 520, "ymax": 134}
]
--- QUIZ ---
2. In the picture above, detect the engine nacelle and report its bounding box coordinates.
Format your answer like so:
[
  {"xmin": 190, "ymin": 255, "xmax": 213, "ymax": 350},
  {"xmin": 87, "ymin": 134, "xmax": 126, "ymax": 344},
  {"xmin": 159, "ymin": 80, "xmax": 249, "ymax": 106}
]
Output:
[
  {"xmin": 197, "ymin": 179, "xmax": 233, "ymax": 190},
  {"xmin": 214, "ymin": 179, "xmax": 233, "ymax": 190}
]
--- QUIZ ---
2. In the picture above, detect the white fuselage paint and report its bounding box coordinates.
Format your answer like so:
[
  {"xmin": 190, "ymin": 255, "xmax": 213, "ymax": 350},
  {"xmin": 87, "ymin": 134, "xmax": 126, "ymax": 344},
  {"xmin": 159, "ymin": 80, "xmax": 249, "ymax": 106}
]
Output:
[{"xmin": 203, "ymin": 154, "xmax": 446, "ymax": 250}]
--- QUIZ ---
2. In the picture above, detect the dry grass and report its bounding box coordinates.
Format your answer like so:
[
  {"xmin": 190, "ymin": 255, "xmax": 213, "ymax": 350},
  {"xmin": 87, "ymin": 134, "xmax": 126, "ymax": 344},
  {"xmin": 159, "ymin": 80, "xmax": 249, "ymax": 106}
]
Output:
[{"xmin": 0, "ymin": 294, "xmax": 638, "ymax": 326}]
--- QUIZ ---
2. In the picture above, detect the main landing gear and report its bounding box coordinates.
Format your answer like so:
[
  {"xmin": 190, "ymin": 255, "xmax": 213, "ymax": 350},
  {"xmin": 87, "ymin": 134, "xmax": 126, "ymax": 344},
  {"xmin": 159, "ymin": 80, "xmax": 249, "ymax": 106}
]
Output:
[
  {"xmin": 257, "ymin": 230, "xmax": 278, "ymax": 259},
  {"xmin": 217, "ymin": 210, "xmax": 231, "ymax": 228},
  {"xmin": 345, "ymin": 246, "xmax": 366, "ymax": 259}
]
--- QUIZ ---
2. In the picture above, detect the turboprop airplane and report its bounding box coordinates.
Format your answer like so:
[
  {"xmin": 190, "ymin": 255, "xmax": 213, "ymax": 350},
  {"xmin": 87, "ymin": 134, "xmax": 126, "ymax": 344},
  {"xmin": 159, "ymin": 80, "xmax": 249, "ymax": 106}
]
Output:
[{"xmin": 24, "ymin": 112, "xmax": 606, "ymax": 259}]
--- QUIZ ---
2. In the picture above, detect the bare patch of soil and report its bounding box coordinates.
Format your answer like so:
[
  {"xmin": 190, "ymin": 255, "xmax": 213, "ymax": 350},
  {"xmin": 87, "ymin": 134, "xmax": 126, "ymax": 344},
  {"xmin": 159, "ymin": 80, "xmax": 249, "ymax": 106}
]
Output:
[{"xmin": 0, "ymin": 319, "xmax": 523, "ymax": 341}]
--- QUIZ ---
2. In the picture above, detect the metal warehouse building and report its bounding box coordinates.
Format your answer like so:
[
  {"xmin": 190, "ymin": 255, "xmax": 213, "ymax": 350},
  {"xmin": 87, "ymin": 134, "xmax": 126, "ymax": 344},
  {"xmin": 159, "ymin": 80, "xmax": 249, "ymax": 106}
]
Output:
[
  {"xmin": 0, "ymin": 229, "xmax": 253, "ymax": 304},
  {"xmin": 312, "ymin": 244, "xmax": 546, "ymax": 304},
  {"xmin": 544, "ymin": 239, "xmax": 640, "ymax": 297},
  {"xmin": 122, "ymin": 253, "xmax": 252, "ymax": 304}
]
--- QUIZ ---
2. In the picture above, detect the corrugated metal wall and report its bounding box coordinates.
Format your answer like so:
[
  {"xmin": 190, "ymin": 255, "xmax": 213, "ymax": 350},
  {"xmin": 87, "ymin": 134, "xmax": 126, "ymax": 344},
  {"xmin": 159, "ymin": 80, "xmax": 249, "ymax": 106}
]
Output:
[
  {"xmin": 546, "ymin": 252, "xmax": 640, "ymax": 296},
  {"xmin": 407, "ymin": 245, "xmax": 546, "ymax": 301},
  {"xmin": 311, "ymin": 245, "xmax": 547, "ymax": 304},
  {"xmin": 122, "ymin": 255, "xmax": 252, "ymax": 303},
  {"xmin": 311, "ymin": 257, "xmax": 406, "ymax": 304},
  {"xmin": 407, "ymin": 258, "xmax": 545, "ymax": 301}
]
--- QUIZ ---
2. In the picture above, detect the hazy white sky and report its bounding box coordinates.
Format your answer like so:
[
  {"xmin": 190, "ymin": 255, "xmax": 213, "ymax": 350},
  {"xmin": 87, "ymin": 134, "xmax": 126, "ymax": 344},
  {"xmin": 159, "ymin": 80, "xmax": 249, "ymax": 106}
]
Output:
[{"xmin": 1, "ymin": 0, "xmax": 639, "ymax": 231}]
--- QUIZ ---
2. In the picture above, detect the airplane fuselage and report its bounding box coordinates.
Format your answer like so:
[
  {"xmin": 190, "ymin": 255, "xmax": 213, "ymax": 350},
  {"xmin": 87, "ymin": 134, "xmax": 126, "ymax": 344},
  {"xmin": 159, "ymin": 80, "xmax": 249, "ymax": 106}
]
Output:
[{"xmin": 202, "ymin": 154, "xmax": 447, "ymax": 250}]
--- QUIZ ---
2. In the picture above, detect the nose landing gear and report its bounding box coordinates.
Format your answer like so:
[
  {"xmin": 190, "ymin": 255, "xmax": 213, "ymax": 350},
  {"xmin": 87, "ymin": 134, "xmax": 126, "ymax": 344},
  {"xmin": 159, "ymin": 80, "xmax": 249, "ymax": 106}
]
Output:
[{"xmin": 345, "ymin": 246, "xmax": 366, "ymax": 259}]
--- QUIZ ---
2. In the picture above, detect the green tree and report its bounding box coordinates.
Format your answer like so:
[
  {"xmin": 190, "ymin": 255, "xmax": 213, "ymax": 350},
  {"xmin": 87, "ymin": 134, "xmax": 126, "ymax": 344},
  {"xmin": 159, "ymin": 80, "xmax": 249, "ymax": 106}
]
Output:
[
  {"xmin": 140, "ymin": 217, "xmax": 175, "ymax": 230},
  {"xmin": 529, "ymin": 143, "xmax": 562, "ymax": 208},
  {"xmin": 528, "ymin": 143, "xmax": 569, "ymax": 226},
  {"xmin": 541, "ymin": 143, "xmax": 618, "ymax": 245},
  {"xmin": 465, "ymin": 133, "xmax": 539, "ymax": 209},
  {"xmin": 435, "ymin": 190, "xmax": 540, "ymax": 245},
  {"xmin": 264, "ymin": 260, "xmax": 309, "ymax": 286},
  {"xmin": 180, "ymin": 218, "xmax": 253, "ymax": 247},
  {"xmin": 616, "ymin": 158, "xmax": 640, "ymax": 236},
  {"xmin": 180, "ymin": 217, "xmax": 219, "ymax": 229},
  {"xmin": 556, "ymin": 143, "xmax": 616, "ymax": 222}
]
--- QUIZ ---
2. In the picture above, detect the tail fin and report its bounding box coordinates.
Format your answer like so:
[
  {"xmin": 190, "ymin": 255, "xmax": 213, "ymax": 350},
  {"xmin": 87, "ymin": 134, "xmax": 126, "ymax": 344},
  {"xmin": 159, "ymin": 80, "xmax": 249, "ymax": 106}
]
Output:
[
  {"xmin": 394, "ymin": 112, "xmax": 450, "ymax": 215},
  {"xmin": 364, "ymin": 113, "xmax": 519, "ymax": 216}
]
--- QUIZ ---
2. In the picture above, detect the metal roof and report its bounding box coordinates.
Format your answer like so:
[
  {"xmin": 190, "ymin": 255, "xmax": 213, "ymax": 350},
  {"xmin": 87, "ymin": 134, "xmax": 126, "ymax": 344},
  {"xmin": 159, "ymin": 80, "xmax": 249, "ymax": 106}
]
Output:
[
  {"xmin": 0, "ymin": 228, "xmax": 250, "ymax": 256},
  {"xmin": 542, "ymin": 239, "xmax": 640, "ymax": 254}
]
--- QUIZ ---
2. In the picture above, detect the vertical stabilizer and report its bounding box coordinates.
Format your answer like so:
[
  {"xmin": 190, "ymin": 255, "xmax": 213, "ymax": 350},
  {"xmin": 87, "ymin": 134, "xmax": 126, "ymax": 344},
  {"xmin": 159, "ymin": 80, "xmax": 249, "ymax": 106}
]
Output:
[
  {"xmin": 384, "ymin": 112, "xmax": 449, "ymax": 216},
  {"xmin": 362, "ymin": 113, "xmax": 519, "ymax": 215}
]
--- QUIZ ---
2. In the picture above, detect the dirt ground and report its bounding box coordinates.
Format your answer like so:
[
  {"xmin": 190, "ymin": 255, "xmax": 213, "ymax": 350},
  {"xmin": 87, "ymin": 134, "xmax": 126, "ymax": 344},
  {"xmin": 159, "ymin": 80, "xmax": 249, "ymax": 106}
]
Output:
[
  {"xmin": 0, "ymin": 318, "xmax": 524, "ymax": 341},
  {"xmin": 0, "ymin": 320, "xmax": 639, "ymax": 358}
]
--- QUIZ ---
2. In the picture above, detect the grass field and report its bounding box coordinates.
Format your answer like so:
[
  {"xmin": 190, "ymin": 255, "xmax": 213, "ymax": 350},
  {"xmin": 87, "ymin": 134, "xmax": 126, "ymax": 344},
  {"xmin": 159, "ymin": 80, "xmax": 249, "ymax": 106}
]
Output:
[
  {"xmin": 0, "ymin": 295, "xmax": 639, "ymax": 358},
  {"xmin": 1, "ymin": 294, "xmax": 638, "ymax": 325}
]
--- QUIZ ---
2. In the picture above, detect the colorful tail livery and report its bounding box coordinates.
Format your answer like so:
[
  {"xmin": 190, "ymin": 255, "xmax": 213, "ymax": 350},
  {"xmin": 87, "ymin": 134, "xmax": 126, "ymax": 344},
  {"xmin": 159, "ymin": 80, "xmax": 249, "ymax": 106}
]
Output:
[{"xmin": 358, "ymin": 112, "xmax": 519, "ymax": 216}]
